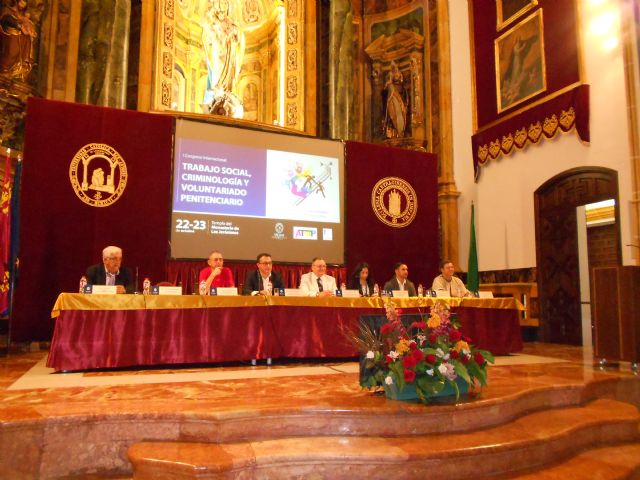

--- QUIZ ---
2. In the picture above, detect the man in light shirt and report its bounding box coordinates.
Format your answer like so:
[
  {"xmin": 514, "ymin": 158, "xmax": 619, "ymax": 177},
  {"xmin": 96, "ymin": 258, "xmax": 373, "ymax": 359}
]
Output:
[
  {"xmin": 432, "ymin": 259, "xmax": 471, "ymax": 297},
  {"xmin": 299, "ymin": 257, "xmax": 337, "ymax": 297},
  {"xmin": 86, "ymin": 245, "xmax": 134, "ymax": 294},
  {"xmin": 384, "ymin": 262, "xmax": 417, "ymax": 296}
]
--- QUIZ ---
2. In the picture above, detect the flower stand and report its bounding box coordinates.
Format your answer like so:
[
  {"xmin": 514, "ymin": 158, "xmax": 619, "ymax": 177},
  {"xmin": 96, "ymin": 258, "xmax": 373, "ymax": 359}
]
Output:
[{"xmin": 383, "ymin": 378, "xmax": 469, "ymax": 401}]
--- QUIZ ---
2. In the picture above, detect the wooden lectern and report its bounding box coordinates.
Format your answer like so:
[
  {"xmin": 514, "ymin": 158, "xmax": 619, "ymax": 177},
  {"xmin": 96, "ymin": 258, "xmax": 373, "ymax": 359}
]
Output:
[{"xmin": 592, "ymin": 266, "xmax": 639, "ymax": 366}]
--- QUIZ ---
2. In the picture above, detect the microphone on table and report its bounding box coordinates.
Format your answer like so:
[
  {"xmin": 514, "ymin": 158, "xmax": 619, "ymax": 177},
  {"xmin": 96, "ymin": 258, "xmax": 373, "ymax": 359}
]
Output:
[{"xmin": 134, "ymin": 266, "xmax": 139, "ymax": 294}]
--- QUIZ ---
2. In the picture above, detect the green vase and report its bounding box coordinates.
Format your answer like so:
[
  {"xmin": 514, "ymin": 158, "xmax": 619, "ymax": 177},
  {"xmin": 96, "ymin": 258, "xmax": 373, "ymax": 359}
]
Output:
[{"xmin": 383, "ymin": 378, "xmax": 469, "ymax": 401}]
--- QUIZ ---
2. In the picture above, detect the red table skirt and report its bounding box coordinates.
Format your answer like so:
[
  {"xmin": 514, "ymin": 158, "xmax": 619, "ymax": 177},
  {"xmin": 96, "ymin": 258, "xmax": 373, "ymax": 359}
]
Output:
[{"xmin": 47, "ymin": 298, "xmax": 523, "ymax": 371}]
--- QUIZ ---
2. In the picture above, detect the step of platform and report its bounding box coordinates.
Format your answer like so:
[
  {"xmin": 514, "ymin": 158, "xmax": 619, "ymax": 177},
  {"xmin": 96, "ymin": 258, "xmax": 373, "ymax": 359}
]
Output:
[
  {"xmin": 128, "ymin": 398, "xmax": 640, "ymax": 479},
  {"xmin": 504, "ymin": 442, "xmax": 640, "ymax": 479}
]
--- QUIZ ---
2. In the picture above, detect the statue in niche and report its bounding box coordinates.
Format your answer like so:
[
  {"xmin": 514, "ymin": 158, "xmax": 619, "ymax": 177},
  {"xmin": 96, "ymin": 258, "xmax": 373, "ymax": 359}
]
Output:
[
  {"xmin": 201, "ymin": 0, "xmax": 245, "ymax": 118},
  {"xmin": 242, "ymin": 0, "xmax": 260, "ymax": 24},
  {"xmin": 382, "ymin": 61, "xmax": 408, "ymax": 138},
  {"xmin": 0, "ymin": 0, "xmax": 37, "ymax": 80}
]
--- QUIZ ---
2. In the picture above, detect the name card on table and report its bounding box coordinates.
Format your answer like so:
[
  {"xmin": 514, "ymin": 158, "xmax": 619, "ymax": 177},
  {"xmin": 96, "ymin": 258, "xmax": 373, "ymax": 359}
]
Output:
[
  {"xmin": 283, "ymin": 288, "xmax": 304, "ymax": 297},
  {"xmin": 391, "ymin": 290, "xmax": 409, "ymax": 298},
  {"xmin": 477, "ymin": 291, "xmax": 494, "ymax": 299},
  {"xmin": 150, "ymin": 286, "xmax": 182, "ymax": 295},
  {"xmin": 435, "ymin": 290, "xmax": 450, "ymax": 298},
  {"xmin": 86, "ymin": 285, "xmax": 117, "ymax": 294},
  {"xmin": 340, "ymin": 289, "xmax": 361, "ymax": 298},
  {"xmin": 211, "ymin": 287, "xmax": 239, "ymax": 296}
]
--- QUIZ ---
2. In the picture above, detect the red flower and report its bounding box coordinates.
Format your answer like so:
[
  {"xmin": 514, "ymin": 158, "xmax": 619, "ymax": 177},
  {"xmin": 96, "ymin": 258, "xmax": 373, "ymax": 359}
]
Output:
[
  {"xmin": 385, "ymin": 355, "xmax": 394, "ymax": 364},
  {"xmin": 463, "ymin": 335, "xmax": 472, "ymax": 343},
  {"xmin": 402, "ymin": 355, "xmax": 417, "ymax": 368},
  {"xmin": 409, "ymin": 341, "xmax": 418, "ymax": 351},
  {"xmin": 404, "ymin": 369, "xmax": 416, "ymax": 382},
  {"xmin": 410, "ymin": 321, "xmax": 426, "ymax": 330},
  {"xmin": 425, "ymin": 354, "xmax": 436, "ymax": 364},
  {"xmin": 474, "ymin": 352, "xmax": 485, "ymax": 365},
  {"xmin": 412, "ymin": 348, "xmax": 424, "ymax": 362},
  {"xmin": 461, "ymin": 354, "xmax": 470, "ymax": 365},
  {"xmin": 380, "ymin": 324, "xmax": 393, "ymax": 335},
  {"xmin": 449, "ymin": 330, "xmax": 462, "ymax": 342},
  {"xmin": 449, "ymin": 349, "xmax": 459, "ymax": 359},
  {"xmin": 428, "ymin": 334, "xmax": 438, "ymax": 344}
]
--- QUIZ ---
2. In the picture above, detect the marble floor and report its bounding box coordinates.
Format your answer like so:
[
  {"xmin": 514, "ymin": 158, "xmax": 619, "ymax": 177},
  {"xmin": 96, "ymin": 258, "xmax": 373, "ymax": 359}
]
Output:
[{"xmin": 0, "ymin": 343, "xmax": 639, "ymax": 479}]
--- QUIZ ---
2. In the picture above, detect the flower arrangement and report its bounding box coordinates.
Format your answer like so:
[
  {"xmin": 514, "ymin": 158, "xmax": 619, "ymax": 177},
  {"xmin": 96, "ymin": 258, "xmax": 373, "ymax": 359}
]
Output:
[{"xmin": 357, "ymin": 300, "xmax": 494, "ymax": 403}]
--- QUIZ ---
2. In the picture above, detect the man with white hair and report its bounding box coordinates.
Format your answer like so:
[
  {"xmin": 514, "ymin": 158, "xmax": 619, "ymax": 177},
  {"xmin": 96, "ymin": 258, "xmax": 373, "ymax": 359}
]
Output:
[{"xmin": 86, "ymin": 246, "xmax": 134, "ymax": 294}]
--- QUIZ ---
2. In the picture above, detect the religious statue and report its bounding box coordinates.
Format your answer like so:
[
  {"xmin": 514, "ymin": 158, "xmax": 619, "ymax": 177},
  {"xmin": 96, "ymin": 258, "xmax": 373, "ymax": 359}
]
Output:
[
  {"xmin": 201, "ymin": 0, "xmax": 245, "ymax": 118},
  {"xmin": 382, "ymin": 61, "xmax": 408, "ymax": 139},
  {"xmin": 0, "ymin": 0, "xmax": 37, "ymax": 80}
]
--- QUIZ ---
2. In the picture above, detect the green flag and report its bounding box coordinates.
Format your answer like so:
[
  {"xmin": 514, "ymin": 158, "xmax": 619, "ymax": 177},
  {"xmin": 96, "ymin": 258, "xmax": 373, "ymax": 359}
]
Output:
[{"xmin": 467, "ymin": 203, "xmax": 479, "ymax": 291}]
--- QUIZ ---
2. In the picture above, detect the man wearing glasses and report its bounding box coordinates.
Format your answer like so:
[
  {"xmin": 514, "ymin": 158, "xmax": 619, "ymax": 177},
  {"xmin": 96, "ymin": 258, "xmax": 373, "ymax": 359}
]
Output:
[
  {"xmin": 199, "ymin": 250, "xmax": 235, "ymax": 292},
  {"xmin": 299, "ymin": 257, "xmax": 336, "ymax": 297},
  {"xmin": 86, "ymin": 245, "xmax": 134, "ymax": 294},
  {"xmin": 242, "ymin": 253, "xmax": 285, "ymax": 296}
]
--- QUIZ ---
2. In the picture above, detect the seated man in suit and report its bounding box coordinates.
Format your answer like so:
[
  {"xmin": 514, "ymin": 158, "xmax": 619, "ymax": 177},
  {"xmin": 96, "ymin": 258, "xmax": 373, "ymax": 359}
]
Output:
[
  {"xmin": 431, "ymin": 259, "xmax": 471, "ymax": 297},
  {"xmin": 384, "ymin": 262, "xmax": 417, "ymax": 296},
  {"xmin": 299, "ymin": 257, "xmax": 337, "ymax": 297},
  {"xmin": 242, "ymin": 252, "xmax": 285, "ymax": 295},
  {"xmin": 199, "ymin": 250, "xmax": 235, "ymax": 292},
  {"xmin": 86, "ymin": 245, "xmax": 134, "ymax": 294}
]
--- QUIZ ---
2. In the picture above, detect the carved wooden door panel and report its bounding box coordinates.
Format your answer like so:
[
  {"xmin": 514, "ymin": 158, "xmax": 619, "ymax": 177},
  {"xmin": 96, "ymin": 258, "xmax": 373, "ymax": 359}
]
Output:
[
  {"xmin": 534, "ymin": 167, "xmax": 620, "ymax": 345},
  {"xmin": 537, "ymin": 208, "xmax": 582, "ymax": 344}
]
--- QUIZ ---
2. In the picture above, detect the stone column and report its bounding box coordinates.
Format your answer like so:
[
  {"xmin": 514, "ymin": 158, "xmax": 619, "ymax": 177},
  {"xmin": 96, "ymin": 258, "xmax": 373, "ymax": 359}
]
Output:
[
  {"xmin": 329, "ymin": 0, "xmax": 354, "ymax": 140},
  {"xmin": 436, "ymin": 0, "xmax": 460, "ymax": 266}
]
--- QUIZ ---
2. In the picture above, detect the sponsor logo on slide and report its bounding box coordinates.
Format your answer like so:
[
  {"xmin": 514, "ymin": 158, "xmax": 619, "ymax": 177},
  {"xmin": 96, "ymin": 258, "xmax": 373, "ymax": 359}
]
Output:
[
  {"xmin": 322, "ymin": 228, "xmax": 333, "ymax": 241},
  {"xmin": 272, "ymin": 222, "xmax": 286, "ymax": 240},
  {"xmin": 69, "ymin": 143, "xmax": 128, "ymax": 208},
  {"xmin": 371, "ymin": 176, "xmax": 418, "ymax": 228},
  {"xmin": 293, "ymin": 226, "xmax": 317, "ymax": 240}
]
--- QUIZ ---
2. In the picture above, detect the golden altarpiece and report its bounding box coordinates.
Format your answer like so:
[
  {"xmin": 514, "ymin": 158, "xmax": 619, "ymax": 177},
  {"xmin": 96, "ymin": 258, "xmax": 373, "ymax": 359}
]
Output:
[{"xmin": 0, "ymin": 0, "xmax": 461, "ymax": 263}]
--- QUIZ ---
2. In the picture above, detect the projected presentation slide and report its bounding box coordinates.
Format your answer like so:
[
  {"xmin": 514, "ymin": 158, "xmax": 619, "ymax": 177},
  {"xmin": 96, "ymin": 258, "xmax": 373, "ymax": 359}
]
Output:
[{"xmin": 170, "ymin": 119, "xmax": 344, "ymax": 264}]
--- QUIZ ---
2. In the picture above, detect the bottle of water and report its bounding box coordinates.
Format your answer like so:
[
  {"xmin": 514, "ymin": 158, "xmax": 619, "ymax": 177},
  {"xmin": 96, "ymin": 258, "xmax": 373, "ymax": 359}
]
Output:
[
  {"xmin": 79, "ymin": 276, "xmax": 87, "ymax": 293},
  {"xmin": 340, "ymin": 282, "xmax": 346, "ymax": 291},
  {"xmin": 199, "ymin": 280, "xmax": 207, "ymax": 296},
  {"xmin": 142, "ymin": 278, "xmax": 151, "ymax": 295},
  {"xmin": 417, "ymin": 284, "xmax": 424, "ymax": 297},
  {"xmin": 373, "ymin": 283, "xmax": 380, "ymax": 297}
]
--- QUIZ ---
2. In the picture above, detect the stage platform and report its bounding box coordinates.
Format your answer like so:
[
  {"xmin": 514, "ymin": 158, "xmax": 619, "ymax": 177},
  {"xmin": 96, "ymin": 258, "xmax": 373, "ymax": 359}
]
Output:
[{"xmin": 0, "ymin": 343, "xmax": 639, "ymax": 479}]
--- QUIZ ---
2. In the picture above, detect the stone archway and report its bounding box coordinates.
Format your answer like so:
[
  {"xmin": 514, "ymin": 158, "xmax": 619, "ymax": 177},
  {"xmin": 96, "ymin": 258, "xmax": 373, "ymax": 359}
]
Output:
[{"xmin": 534, "ymin": 167, "xmax": 621, "ymax": 345}]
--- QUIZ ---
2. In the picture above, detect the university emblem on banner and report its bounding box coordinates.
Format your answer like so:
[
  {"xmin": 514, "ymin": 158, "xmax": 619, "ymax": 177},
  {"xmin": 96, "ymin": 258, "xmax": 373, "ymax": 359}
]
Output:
[
  {"xmin": 69, "ymin": 143, "xmax": 128, "ymax": 207},
  {"xmin": 371, "ymin": 177, "xmax": 418, "ymax": 228}
]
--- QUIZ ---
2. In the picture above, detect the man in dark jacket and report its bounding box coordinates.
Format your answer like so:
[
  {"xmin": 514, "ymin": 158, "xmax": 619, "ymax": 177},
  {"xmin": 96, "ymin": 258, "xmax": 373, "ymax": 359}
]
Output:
[
  {"xmin": 242, "ymin": 253, "xmax": 285, "ymax": 295},
  {"xmin": 86, "ymin": 245, "xmax": 134, "ymax": 294}
]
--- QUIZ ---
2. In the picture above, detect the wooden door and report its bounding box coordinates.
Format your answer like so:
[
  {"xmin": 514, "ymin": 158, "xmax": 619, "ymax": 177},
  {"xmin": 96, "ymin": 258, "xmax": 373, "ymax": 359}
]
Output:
[{"xmin": 534, "ymin": 167, "xmax": 621, "ymax": 345}]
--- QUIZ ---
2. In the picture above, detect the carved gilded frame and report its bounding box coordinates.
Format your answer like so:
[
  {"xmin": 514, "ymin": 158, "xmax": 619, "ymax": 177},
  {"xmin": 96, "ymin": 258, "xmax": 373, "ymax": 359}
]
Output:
[
  {"xmin": 151, "ymin": 0, "xmax": 307, "ymax": 132},
  {"xmin": 494, "ymin": 9, "xmax": 546, "ymax": 113},
  {"xmin": 496, "ymin": 0, "xmax": 538, "ymax": 31}
]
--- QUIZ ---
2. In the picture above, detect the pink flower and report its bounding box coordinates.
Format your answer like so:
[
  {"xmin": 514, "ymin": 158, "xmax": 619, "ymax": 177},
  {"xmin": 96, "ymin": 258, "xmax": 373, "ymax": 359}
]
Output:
[{"xmin": 404, "ymin": 369, "xmax": 416, "ymax": 382}]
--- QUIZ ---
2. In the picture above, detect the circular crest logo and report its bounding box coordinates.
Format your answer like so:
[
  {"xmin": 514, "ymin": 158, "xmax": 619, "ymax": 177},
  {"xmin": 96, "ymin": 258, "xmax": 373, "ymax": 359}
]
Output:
[
  {"xmin": 371, "ymin": 176, "xmax": 418, "ymax": 228},
  {"xmin": 69, "ymin": 143, "xmax": 128, "ymax": 207}
]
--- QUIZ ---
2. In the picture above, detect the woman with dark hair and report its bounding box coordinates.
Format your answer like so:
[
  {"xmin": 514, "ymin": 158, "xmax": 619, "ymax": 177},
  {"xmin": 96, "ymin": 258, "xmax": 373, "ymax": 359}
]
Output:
[{"xmin": 347, "ymin": 262, "xmax": 375, "ymax": 296}]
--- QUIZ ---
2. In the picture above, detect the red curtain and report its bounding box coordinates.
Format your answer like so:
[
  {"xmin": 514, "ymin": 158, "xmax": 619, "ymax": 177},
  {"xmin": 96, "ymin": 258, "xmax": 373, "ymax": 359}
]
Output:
[
  {"xmin": 344, "ymin": 141, "xmax": 439, "ymax": 288},
  {"xmin": 12, "ymin": 99, "xmax": 174, "ymax": 341}
]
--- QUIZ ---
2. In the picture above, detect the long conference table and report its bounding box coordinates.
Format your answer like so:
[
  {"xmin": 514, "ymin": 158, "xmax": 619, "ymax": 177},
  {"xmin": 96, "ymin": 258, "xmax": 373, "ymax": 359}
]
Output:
[{"xmin": 47, "ymin": 294, "xmax": 524, "ymax": 372}]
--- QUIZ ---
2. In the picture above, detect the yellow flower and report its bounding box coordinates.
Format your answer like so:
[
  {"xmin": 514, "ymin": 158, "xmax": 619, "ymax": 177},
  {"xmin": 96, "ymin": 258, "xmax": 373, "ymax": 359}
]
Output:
[
  {"xmin": 454, "ymin": 340, "xmax": 470, "ymax": 352},
  {"xmin": 395, "ymin": 339, "xmax": 410, "ymax": 355},
  {"xmin": 427, "ymin": 313, "xmax": 441, "ymax": 329}
]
